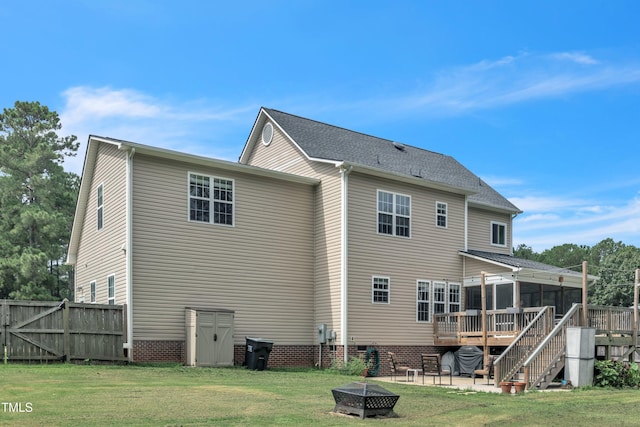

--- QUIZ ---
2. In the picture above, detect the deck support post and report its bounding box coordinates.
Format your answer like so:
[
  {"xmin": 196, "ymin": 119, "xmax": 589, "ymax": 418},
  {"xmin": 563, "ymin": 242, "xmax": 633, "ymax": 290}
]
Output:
[
  {"xmin": 582, "ymin": 261, "xmax": 588, "ymax": 327},
  {"xmin": 634, "ymin": 269, "xmax": 640, "ymax": 362},
  {"xmin": 481, "ymin": 272, "xmax": 488, "ymax": 365}
]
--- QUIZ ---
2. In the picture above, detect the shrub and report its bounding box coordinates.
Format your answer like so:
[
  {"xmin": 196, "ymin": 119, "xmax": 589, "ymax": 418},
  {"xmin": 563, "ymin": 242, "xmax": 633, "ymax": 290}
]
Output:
[
  {"xmin": 328, "ymin": 355, "xmax": 369, "ymax": 376},
  {"xmin": 594, "ymin": 360, "xmax": 640, "ymax": 388}
]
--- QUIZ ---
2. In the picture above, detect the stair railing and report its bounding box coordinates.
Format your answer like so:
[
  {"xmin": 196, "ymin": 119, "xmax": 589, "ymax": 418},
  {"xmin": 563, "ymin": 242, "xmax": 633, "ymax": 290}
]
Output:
[
  {"xmin": 494, "ymin": 306, "xmax": 554, "ymax": 385},
  {"xmin": 522, "ymin": 303, "xmax": 582, "ymax": 389}
]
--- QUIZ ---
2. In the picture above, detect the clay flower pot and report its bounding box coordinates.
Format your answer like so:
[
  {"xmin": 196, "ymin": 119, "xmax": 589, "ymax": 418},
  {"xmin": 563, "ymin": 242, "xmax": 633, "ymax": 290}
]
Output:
[
  {"xmin": 500, "ymin": 381, "xmax": 513, "ymax": 394},
  {"xmin": 513, "ymin": 382, "xmax": 526, "ymax": 394}
]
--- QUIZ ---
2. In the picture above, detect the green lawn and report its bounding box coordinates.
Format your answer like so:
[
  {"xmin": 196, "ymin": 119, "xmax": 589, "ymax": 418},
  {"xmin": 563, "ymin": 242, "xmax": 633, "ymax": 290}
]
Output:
[{"xmin": 1, "ymin": 363, "xmax": 638, "ymax": 426}]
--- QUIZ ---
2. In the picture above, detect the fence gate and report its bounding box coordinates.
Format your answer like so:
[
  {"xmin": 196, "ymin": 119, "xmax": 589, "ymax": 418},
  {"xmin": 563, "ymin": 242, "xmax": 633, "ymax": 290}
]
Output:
[{"xmin": 1, "ymin": 299, "xmax": 126, "ymax": 362}]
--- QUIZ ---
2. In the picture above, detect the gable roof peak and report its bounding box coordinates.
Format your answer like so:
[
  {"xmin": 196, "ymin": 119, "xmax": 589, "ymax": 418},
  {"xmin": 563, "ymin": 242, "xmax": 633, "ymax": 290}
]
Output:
[{"xmin": 255, "ymin": 108, "xmax": 521, "ymax": 214}]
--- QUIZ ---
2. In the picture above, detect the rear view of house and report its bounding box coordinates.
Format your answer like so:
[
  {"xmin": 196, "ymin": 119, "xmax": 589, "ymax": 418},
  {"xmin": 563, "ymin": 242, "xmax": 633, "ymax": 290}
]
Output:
[{"xmin": 67, "ymin": 107, "xmax": 589, "ymax": 369}]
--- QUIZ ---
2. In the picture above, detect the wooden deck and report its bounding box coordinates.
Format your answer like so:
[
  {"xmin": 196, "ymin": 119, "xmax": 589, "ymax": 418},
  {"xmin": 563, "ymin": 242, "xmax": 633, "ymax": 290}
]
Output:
[
  {"xmin": 434, "ymin": 307, "xmax": 547, "ymax": 347},
  {"xmin": 434, "ymin": 305, "xmax": 638, "ymax": 349}
]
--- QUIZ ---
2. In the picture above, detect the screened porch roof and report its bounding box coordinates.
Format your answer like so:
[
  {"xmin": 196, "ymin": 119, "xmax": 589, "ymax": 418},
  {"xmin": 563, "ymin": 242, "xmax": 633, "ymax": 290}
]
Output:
[{"xmin": 460, "ymin": 250, "xmax": 599, "ymax": 288}]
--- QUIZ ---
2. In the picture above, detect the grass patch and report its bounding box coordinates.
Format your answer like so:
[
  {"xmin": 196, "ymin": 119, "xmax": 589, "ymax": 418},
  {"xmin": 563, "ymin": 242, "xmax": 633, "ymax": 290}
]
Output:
[{"xmin": 1, "ymin": 364, "xmax": 640, "ymax": 426}]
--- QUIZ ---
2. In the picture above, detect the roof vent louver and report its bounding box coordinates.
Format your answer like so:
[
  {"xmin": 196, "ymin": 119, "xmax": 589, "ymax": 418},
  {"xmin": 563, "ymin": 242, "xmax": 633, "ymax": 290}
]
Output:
[{"xmin": 392, "ymin": 142, "xmax": 406, "ymax": 152}]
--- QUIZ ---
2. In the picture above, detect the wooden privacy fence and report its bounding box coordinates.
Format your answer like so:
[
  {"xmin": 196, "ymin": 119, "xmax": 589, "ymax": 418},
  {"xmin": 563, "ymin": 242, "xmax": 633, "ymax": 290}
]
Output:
[{"xmin": 1, "ymin": 299, "xmax": 127, "ymax": 362}]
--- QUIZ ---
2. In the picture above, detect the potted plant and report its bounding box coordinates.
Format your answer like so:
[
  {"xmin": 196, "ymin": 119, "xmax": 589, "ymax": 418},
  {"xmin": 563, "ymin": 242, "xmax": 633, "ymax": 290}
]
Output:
[
  {"xmin": 513, "ymin": 382, "xmax": 526, "ymax": 394},
  {"xmin": 500, "ymin": 381, "xmax": 513, "ymax": 394}
]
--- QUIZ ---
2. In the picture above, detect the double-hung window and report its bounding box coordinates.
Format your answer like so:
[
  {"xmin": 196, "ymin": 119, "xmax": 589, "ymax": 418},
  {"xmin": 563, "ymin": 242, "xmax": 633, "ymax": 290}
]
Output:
[
  {"xmin": 107, "ymin": 275, "xmax": 115, "ymax": 305},
  {"xmin": 377, "ymin": 190, "xmax": 410, "ymax": 237},
  {"xmin": 372, "ymin": 276, "xmax": 390, "ymax": 304},
  {"xmin": 433, "ymin": 282, "xmax": 446, "ymax": 315},
  {"xmin": 436, "ymin": 202, "xmax": 447, "ymax": 228},
  {"xmin": 189, "ymin": 173, "xmax": 234, "ymax": 226},
  {"xmin": 417, "ymin": 280, "xmax": 431, "ymax": 322},
  {"xmin": 491, "ymin": 221, "xmax": 506, "ymax": 246},
  {"xmin": 97, "ymin": 184, "xmax": 104, "ymax": 230},
  {"xmin": 448, "ymin": 283, "xmax": 461, "ymax": 313},
  {"xmin": 417, "ymin": 281, "xmax": 461, "ymax": 322}
]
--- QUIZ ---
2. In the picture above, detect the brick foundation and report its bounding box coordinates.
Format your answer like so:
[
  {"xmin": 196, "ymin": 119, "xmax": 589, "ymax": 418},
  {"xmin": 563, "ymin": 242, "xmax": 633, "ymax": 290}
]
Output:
[
  {"xmin": 133, "ymin": 339, "xmax": 451, "ymax": 372},
  {"xmin": 133, "ymin": 340, "xmax": 184, "ymax": 362}
]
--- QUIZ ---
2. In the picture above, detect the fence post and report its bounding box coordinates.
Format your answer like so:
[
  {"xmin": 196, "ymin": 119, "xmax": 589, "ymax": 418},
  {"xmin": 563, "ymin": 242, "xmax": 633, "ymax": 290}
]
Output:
[
  {"xmin": 63, "ymin": 299, "xmax": 70, "ymax": 362},
  {"xmin": 1, "ymin": 300, "xmax": 6, "ymax": 364}
]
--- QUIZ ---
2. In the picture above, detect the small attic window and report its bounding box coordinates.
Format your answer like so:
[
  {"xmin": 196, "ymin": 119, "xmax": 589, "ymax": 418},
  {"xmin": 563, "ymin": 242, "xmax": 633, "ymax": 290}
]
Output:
[
  {"xmin": 392, "ymin": 142, "xmax": 406, "ymax": 152},
  {"xmin": 262, "ymin": 122, "xmax": 274, "ymax": 146}
]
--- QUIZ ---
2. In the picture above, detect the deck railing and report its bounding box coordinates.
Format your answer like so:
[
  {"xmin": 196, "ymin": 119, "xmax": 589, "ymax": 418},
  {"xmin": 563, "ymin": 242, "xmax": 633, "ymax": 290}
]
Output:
[
  {"xmin": 586, "ymin": 305, "xmax": 634, "ymax": 333},
  {"xmin": 434, "ymin": 307, "xmax": 545, "ymax": 344}
]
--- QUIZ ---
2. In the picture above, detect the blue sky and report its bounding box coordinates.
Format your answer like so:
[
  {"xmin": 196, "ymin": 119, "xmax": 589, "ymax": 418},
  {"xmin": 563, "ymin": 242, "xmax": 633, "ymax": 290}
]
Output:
[{"xmin": 2, "ymin": 1, "xmax": 639, "ymax": 252}]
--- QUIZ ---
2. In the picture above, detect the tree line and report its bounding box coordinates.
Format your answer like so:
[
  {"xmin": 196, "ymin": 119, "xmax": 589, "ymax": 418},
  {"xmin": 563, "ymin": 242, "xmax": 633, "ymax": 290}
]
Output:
[
  {"xmin": 514, "ymin": 240, "xmax": 640, "ymax": 307},
  {"xmin": 1, "ymin": 101, "xmax": 639, "ymax": 303}
]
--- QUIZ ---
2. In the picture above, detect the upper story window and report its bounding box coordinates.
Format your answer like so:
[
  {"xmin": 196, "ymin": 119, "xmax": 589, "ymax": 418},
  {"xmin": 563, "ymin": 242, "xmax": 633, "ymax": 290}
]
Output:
[
  {"xmin": 436, "ymin": 202, "xmax": 447, "ymax": 228},
  {"xmin": 377, "ymin": 190, "xmax": 411, "ymax": 237},
  {"xmin": 491, "ymin": 221, "xmax": 507, "ymax": 246},
  {"xmin": 189, "ymin": 173, "xmax": 234, "ymax": 226},
  {"xmin": 107, "ymin": 275, "xmax": 115, "ymax": 305},
  {"xmin": 372, "ymin": 276, "xmax": 390, "ymax": 304},
  {"xmin": 97, "ymin": 184, "xmax": 104, "ymax": 230}
]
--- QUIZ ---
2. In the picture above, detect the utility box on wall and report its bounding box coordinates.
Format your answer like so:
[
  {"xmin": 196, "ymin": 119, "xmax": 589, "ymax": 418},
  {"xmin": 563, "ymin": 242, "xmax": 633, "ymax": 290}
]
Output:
[
  {"xmin": 185, "ymin": 307, "xmax": 234, "ymax": 367},
  {"xmin": 317, "ymin": 323, "xmax": 327, "ymax": 344}
]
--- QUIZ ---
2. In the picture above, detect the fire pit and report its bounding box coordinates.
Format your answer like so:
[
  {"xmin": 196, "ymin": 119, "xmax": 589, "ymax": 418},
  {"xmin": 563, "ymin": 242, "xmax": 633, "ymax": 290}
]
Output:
[{"xmin": 331, "ymin": 382, "xmax": 399, "ymax": 419}]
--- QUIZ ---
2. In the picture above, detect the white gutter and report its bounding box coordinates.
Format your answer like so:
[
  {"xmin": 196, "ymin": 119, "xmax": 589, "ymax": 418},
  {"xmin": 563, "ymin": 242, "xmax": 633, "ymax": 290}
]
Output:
[
  {"xmin": 124, "ymin": 147, "xmax": 135, "ymax": 359},
  {"xmin": 339, "ymin": 163, "xmax": 353, "ymax": 362}
]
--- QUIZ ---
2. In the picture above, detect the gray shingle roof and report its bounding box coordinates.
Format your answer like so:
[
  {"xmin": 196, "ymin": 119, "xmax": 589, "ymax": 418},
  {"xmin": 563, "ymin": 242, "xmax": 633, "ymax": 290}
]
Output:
[
  {"xmin": 462, "ymin": 250, "xmax": 580, "ymax": 275},
  {"xmin": 263, "ymin": 108, "xmax": 521, "ymax": 213}
]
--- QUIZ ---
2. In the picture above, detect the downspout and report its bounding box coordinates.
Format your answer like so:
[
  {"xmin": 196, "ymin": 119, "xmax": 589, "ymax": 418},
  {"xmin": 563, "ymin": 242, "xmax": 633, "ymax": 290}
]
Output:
[
  {"xmin": 339, "ymin": 163, "xmax": 353, "ymax": 363},
  {"xmin": 464, "ymin": 196, "xmax": 468, "ymax": 251},
  {"xmin": 125, "ymin": 148, "xmax": 135, "ymax": 360}
]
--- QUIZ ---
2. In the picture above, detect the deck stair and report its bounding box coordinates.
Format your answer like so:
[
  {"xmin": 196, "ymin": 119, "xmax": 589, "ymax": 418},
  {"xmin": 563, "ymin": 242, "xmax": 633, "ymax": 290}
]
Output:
[
  {"xmin": 496, "ymin": 303, "xmax": 634, "ymax": 390},
  {"xmin": 494, "ymin": 306, "xmax": 555, "ymax": 388}
]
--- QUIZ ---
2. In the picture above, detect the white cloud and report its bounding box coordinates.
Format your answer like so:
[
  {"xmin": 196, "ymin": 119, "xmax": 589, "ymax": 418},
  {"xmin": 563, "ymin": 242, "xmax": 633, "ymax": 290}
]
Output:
[
  {"xmin": 481, "ymin": 175, "xmax": 524, "ymax": 187},
  {"xmin": 58, "ymin": 86, "xmax": 258, "ymax": 174},
  {"xmin": 393, "ymin": 52, "xmax": 640, "ymax": 115},
  {"xmin": 514, "ymin": 195, "xmax": 640, "ymax": 251},
  {"xmin": 550, "ymin": 52, "xmax": 599, "ymax": 65},
  {"xmin": 508, "ymin": 195, "xmax": 586, "ymax": 213}
]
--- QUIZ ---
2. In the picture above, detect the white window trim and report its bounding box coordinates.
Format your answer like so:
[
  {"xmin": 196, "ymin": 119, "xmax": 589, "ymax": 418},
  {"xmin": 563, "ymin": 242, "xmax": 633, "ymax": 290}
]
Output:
[
  {"xmin": 90, "ymin": 281, "xmax": 96, "ymax": 304},
  {"xmin": 107, "ymin": 274, "xmax": 115, "ymax": 305},
  {"xmin": 372, "ymin": 276, "xmax": 390, "ymax": 304},
  {"xmin": 436, "ymin": 201, "xmax": 448, "ymax": 228},
  {"xmin": 417, "ymin": 280, "xmax": 461, "ymax": 323},
  {"xmin": 97, "ymin": 183, "xmax": 104, "ymax": 231},
  {"xmin": 376, "ymin": 190, "xmax": 411, "ymax": 238},
  {"xmin": 416, "ymin": 280, "xmax": 431, "ymax": 322},
  {"xmin": 188, "ymin": 172, "xmax": 235, "ymax": 227},
  {"xmin": 448, "ymin": 282, "xmax": 461, "ymax": 313},
  {"xmin": 491, "ymin": 221, "xmax": 507, "ymax": 247}
]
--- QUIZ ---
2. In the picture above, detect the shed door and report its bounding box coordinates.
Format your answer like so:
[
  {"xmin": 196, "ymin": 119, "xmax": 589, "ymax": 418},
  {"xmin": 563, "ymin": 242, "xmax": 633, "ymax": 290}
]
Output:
[{"xmin": 195, "ymin": 311, "xmax": 234, "ymax": 367}]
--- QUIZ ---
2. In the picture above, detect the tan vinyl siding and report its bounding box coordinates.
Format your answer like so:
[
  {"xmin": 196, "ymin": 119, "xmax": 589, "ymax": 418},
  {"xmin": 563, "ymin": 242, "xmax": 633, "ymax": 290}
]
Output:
[
  {"xmin": 464, "ymin": 257, "xmax": 513, "ymax": 280},
  {"xmin": 74, "ymin": 142, "xmax": 127, "ymax": 306},
  {"xmin": 244, "ymin": 122, "xmax": 345, "ymax": 343},
  {"xmin": 467, "ymin": 206, "xmax": 512, "ymax": 254},
  {"xmin": 131, "ymin": 154, "xmax": 315, "ymax": 345},
  {"xmin": 346, "ymin": 172, "xmax": 466, "ymax": 345}
]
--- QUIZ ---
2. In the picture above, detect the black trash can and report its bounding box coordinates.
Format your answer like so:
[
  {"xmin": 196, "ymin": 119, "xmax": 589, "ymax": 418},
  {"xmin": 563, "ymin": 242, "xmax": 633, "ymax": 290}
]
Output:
[{"xmin": 245, "ymin": 336, "xmax": 274, "ymax": 370}]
